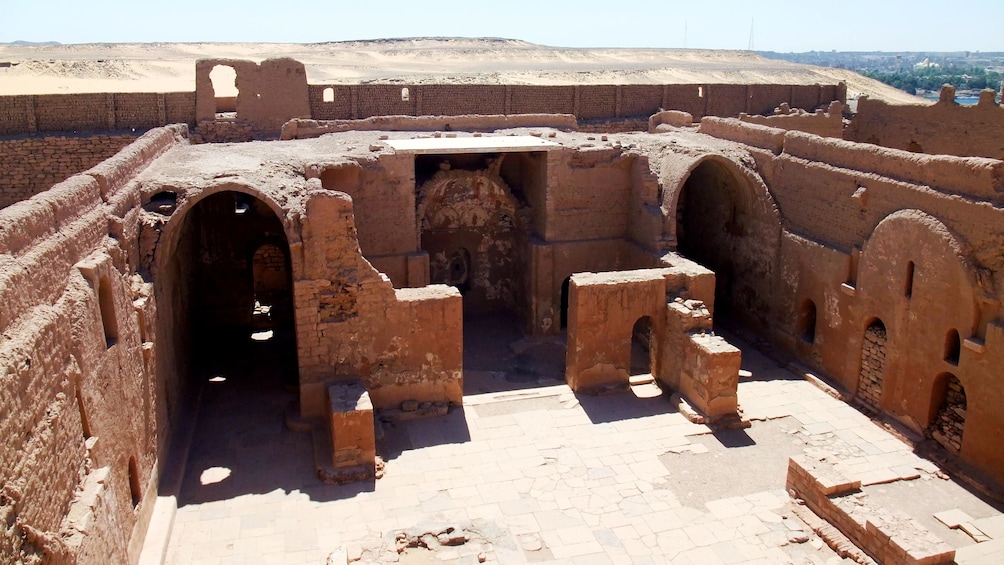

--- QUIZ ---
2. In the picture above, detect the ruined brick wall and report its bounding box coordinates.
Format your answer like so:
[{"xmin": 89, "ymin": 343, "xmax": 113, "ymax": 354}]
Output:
[
  {"xmin": 695, "ymin": 117, "xmax": 1004, "ymax": 485},
  {"xmin": 0, "ymin": 125, "xmax": 188, "ymax": 564},
  {"xmin": 0, "ymin": 133, "xmax": 138, "ymax": 209},
  {"xmin": 845, "ymin": 94, "xmax": 1004, "ymax": 159}
]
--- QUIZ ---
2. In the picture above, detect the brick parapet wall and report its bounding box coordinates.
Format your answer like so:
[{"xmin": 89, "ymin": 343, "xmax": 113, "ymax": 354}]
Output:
[
  {"xmin": 304, "ymin": 83, "xmax": 845, "ymax": 123},
  {"xmin": 0, "ymin": 133, "xmax": 139, "ymax": 209},
  {"xmin": 0, "ymin": 84, "xmax": 843, "ymax": 137},
  {"xmin": 0, "ymin": 92, "xmax": 195, "ymax": 136}
]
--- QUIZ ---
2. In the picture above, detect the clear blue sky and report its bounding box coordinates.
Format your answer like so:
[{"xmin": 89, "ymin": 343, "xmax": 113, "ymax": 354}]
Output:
[{"xmin": 4, "ymin": 0, "xmax": 1002, "ymax": 52}]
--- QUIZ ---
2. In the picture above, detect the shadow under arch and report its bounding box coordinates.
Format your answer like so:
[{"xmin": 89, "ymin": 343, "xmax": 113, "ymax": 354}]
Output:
[{"xmin": 662, "ymin": 153, "xmax": 782, "ymax": 327}]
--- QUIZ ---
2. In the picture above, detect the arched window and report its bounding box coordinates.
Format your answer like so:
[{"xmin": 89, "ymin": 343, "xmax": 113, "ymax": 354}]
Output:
[
  {"xmin": 944, "ymin": 329, "xmax": 961, "ymax": 365},
  {"xmin": 904, "ymin": 261, "xmax": 915, "ymax": 298},
  {"xmin": 323, "ymin": 88, "xmax": 334, "ymax": 103},
  {"xmin": 128, "ymin": 456, "xmax": 142, "ymax": 507},
  {"xmin": 98, "ymin": 276, "xmax": 118, "ymax": 348}
]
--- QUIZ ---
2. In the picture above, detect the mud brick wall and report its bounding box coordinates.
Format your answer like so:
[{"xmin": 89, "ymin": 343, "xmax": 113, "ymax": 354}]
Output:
[
  {"xmin": 0, "ymin": 95, "xmax": 34, "ymax": 135},
  {"xmin": 665, "ymin": 85, "xmax": 708, "ymax": 118},
  {"xmin": 35, "ymin": 93, "xmax": 113, "ymax": 131},
  {"xmin": 0, "ymin": 92, "xmax": 195, "ymax": 136},
  {"xmin": 0, "ymin": 125, "xmax": 187, "ymax": 563},
  {"xmin": 510, "ymin": 86, "xmax": 575, "ymax": 115},
  {"xmin": 704, "ymin": 84, "xmax": 748, "ymax": 118},
  {"xmin": 422, "ymin": 85, "xmax": 507, "ymax": 116},
  {"xmin": 0, "ymin": 133, "xmax": 138, "ymax": 209},
  {"xmin": 619, "ymin": 85, "xmax": 663, "ymax": 118},
  {"xmin": 308, "ymin": 85, "xmax": 353, "ymax": 120},
  {"xmin": 164, "ymin": 92, "xmax": 196, "ymax": 126},
  {"xmin": 748, "ymin": 85, "xmax": 793, "ymax": 116},
  {"xmin": 576, "ymin": 85, "xmax": 617, "ymax": 119},
  {"xmin": 356, "ymin": 85, "xmax": 417, "ymax": 118}
]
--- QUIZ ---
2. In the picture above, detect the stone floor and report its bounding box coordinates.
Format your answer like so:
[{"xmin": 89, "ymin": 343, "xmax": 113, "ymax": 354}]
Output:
[{"xmin": 160, "ymin": 331, "xmax": 1004, "ymax": 564}]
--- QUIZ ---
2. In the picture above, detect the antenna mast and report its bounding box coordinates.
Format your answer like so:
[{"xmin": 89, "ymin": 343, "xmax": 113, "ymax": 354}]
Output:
[
  {"xmin": 684, "ymin": 20, "xmax": 688, "ymax": 49},
  {"xmin": 748, "ymin": 18, "xmax": 755, "ymax": 51}
]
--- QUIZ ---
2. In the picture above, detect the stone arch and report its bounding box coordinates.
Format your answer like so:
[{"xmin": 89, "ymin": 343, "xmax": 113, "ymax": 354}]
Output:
[
  {"xmin": 416, "ymin": 169, "xmax": 525, "ymax": 315},
  {"xmin": 662, "ymin": 153, "xmax": 782, "ymax": 325}
]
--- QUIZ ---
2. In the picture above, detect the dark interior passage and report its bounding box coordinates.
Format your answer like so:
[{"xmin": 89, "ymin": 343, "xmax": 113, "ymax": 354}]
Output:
[{"xmin": 177, "ymin": 191, "xmax": 298, "ymax": 390}]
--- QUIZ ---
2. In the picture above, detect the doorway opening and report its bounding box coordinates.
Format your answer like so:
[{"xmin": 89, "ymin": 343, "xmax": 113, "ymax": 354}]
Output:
[{"xmin": 630, "ymin": 316, "xmax": 654, "ymax": 376}]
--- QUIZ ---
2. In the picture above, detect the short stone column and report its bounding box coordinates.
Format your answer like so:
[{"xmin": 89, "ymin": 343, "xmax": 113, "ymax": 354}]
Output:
[{"xmin": 327, "ymin": 381, "xmax": 376, "ymax": 483}]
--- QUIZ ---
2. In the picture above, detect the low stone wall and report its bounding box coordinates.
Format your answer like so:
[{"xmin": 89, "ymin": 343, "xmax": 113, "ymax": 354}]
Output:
[
  {"xmin": 0, "ymin": 133, "xmax": 138, "ymax": 208},
  {"xmin": 787, "ymin": 455, "xmax": 955, "ymax": 565}
]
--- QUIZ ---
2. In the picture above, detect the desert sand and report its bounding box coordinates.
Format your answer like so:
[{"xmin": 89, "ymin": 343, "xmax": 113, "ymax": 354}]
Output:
[{"xmin": 0, "ymin": 38, "xmax": 923, "ymax": 105}]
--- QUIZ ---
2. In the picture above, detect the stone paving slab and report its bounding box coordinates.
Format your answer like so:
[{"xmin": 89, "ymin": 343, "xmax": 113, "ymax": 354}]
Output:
[{"xmin": 162, "ymin": 341, "xmax": 1001, "ymax": 564}]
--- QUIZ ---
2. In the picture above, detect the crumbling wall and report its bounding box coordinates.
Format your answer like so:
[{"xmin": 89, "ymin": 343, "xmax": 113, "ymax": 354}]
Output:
[
  {"xmin": 846, "ymin": 88, "xmax": 1004, "ymax": 159},
  {"xmin": 1, "ymin": 133, "xmax": 138, "ymax": 209},
  {"xmin": 293, "ymin": 190, "xmax": 463, "ymax": 418},
  {"xmin": 738, "ymin": 101, "xmax": 844, "ymax": 138},
  {"xmin": 565, "ymin": 260, "xmax": 739, "ymax": 421},
  {"xmin": 0, "ymin": 125, "xmax": 187, "ymax": 564},
  {"xmin": 194, "ymin": 58, "xmax": 310, "ymax": 133}
]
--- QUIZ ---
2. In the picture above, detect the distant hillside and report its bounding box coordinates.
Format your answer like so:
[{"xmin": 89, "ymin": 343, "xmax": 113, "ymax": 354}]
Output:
[{"xmin": 5, "ymin": 40, "xmax": 62, "ymax": 47}]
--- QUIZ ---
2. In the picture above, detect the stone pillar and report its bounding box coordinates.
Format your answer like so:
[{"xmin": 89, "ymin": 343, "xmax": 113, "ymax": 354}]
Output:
[{"xmin": 327, "ymin": 381, "xmax": 376, "ymax": 483}]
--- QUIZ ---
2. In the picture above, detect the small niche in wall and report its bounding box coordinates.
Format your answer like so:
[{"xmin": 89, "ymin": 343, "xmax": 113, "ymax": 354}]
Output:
[
  {"xmin": 798, "ymin": 298, "xmax": 817, "ymax": 344},
  {"xmin": 128, "ymin": 456, "xmax": 141, "ymax": 508},
  {"xmin": 401, "ymin": 87, "xmax": 410, "ymax": 102},
  {"xmin": 944, "ymin": 329, "xmax": 961, "ymax": 365},
  {"xmin": 323, "ymin": 88, "xmax": 335, "ymax": 103},
  {"xmin": 76, "ymin": 387, "xmax": 91, "ymax": 439},
  {"xmin": 98, "ymin": 276, "xmax": 118, "ymax": 348},
  {"xmin": 905, "ymin": 261, "xmax": 915, "ymax": 298}
]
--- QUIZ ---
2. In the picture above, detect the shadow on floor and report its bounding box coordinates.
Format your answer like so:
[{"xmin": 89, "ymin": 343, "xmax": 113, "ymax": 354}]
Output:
[{"xmin": 576, "ymin": 387, "xmax": 679, "ymax": 425}]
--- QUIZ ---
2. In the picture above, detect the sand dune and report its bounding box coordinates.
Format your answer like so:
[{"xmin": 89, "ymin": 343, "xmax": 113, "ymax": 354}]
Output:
[{"xmin": 0, "ymin": 38, "xmax": 923, "ymax": 105}]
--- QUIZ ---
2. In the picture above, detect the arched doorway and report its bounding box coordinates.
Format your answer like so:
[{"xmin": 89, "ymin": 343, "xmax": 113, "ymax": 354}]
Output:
[
  {"xmin": 159, "ymin": 190, "xmax": 298, "ymax": 402},
  {"xmin": 674, "ymin": 158, "xmax": 778, "ymax": 327}
]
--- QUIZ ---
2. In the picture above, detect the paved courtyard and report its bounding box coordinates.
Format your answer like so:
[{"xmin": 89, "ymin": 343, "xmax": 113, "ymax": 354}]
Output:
[{"xmin": 160, "ymin": 334, "xmax": 1004, "ymax": 564}]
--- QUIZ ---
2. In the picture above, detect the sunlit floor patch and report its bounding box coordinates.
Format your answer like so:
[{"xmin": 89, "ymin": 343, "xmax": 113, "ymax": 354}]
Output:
[
  {"xmin": 199, "ymin": 466, "xmax": 232, "ymax": 486},
  {"xmin": 250, "ymin": 329, "xmax": 273, "ymax": 341},
  {"xmin": 208, "ymin": 375, "xmax": 226, "ymax": 383}
]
